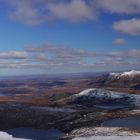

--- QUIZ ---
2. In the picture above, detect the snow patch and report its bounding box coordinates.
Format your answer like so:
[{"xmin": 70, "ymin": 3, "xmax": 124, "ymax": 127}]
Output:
[
  {"xmin": 71, "ymin": 88, "xmax": 140, "ymax": 106},
  {"xmin": 0, "ymin": 131, "xmax": 29, "ymax": 140},
  {"xmin": 76, "ymin": 88, "xmax": 125, "ymax": 99}
]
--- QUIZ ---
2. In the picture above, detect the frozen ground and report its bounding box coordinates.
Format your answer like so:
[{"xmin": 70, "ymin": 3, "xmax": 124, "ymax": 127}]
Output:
[{"xmin": 0, "ymin": 131, "xmax": 29, "ymax": 140}]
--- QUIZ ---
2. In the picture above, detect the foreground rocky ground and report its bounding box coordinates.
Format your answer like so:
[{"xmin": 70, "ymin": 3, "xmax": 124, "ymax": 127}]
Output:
[
  {"xmin": 0, "ymin": 127, "xmax": 140, "ymax": 140},
  {"xmin": 63, "ymin": 127, "xmax": 140, "ymax": 139},
  {"xmin": 0, "ymin": 88, "xmax": 139, "ymax": 139},
  {"xmin": 0, "ymin": 103, "xmax": 139, "ymax": 137}
]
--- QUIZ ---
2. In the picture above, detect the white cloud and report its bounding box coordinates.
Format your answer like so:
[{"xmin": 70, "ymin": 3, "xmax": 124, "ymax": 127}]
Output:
[
  {"xmin": 0, "ymin": 51, "xmax": 28, "ymax": 59},
  {"xmin": 113, "ymin": 18, "xmax": 140, "ymax": 35},
  {"xmin": 3, "ymin": 0, "xmax": 140, "ymax": 27},
  {"xmin": 108, "ymin": 51, "xmax": 124, "ymax": 57},
  {"xmin": 6, "ymin": 0, "xmax": 97, "ymax": 25},
  {"xmin": 0, "ymin": 44, "xmax": 139, "ymax": 72},
  {"xmin": 24, "ymin": 44, "xmax": 140, "ymax": 71},
  {"xmin": 127, "ymin": 49, "xmax": 140, "ymax": 57},
  {"xmin": 113, "ymin": 38, "xmax": 126, "ymax": 45},
  {"xmin": 47, "ymin": 0, "xmax": 97, "ymax": 22},
  {"xmin": 8, "ymin": 0, "xmax": 47, "ymax": 25},
  {"xmin": 108, "ymin": 49, "xmax": 140, "ymax": 58},
  {"xmin": 95, "ymin": 0, "xmax": 140, "ymax": 14}
]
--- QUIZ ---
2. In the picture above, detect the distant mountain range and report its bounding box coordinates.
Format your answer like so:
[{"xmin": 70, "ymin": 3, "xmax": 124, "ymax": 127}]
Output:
[
  {"xmin": 88, "ymin": 70, "xmax": 140, "ymax": 91},
  {"xmin": 106, "ymin": 70, "xmax": 140, "ymax": 89}
]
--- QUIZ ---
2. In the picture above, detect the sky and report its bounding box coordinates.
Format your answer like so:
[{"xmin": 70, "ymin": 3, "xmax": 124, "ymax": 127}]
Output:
[{"xmin": 0, "ymin": 0, "xmax": 140, "ymax": 76}]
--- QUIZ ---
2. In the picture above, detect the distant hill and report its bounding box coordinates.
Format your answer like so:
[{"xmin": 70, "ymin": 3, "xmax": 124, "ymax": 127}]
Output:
[
  {"xmin": 68, "ymin": 88, "xmax": 140, "ymax": 107},
  {"xmin": 88, "ymin": 70, "xmax": 140, "ymax": 91},
  {"xmin": 105, "ymin": 70, "xmax": 140, "ymax": 89}
]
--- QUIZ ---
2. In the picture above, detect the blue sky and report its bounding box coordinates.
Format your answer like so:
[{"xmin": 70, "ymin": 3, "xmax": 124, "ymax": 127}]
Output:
[{"xmin": 0, "ymin": 0, "xmax": 140, "ymax": 76}]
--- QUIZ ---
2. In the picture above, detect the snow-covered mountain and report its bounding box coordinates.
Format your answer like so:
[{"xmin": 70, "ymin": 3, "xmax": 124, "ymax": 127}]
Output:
[
  {"xmin": 87, "ymin": 70, "xmax": 140, "ymax": 91},
  {"xmin": 109, "ymin": 70, "xmax": 140, "ymax": 79},
  {"xmin": 74, "ymin": 88, "xmax": 126, "ymax": 99},
  {"xmin": 70, "ymin": 88, "xmax": 140, "ymax": 107},
  {"xmin": 102, "ymin": 70, "xmax": 140, "ymax": 89}
]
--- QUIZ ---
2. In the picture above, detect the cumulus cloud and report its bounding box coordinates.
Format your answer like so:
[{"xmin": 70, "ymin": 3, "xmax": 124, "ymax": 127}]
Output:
[
  {"xmin": 2, "ymin": 0, "xmax": 140, "ymax": 29},
  {"xmin": 95, "ymin": 0, "xmax": 140, "ymax": 14},
  {"xmin": 5, "ymin": 0, "xmax": 97, "ymax": 25},
  {"xmin": 113, "ymin": 38, "xmax": 126, "ymax": 45},
  {"xmin": 47, "ymin": 0, "xmax": 97, "ymax": 22},
  {"xmin": 8, "ymin": 0, "xmax": 47, "ymax": 25},
  {"xmin": 113, "ymin": 18, "xmax": 140, "ymax": 35}
]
